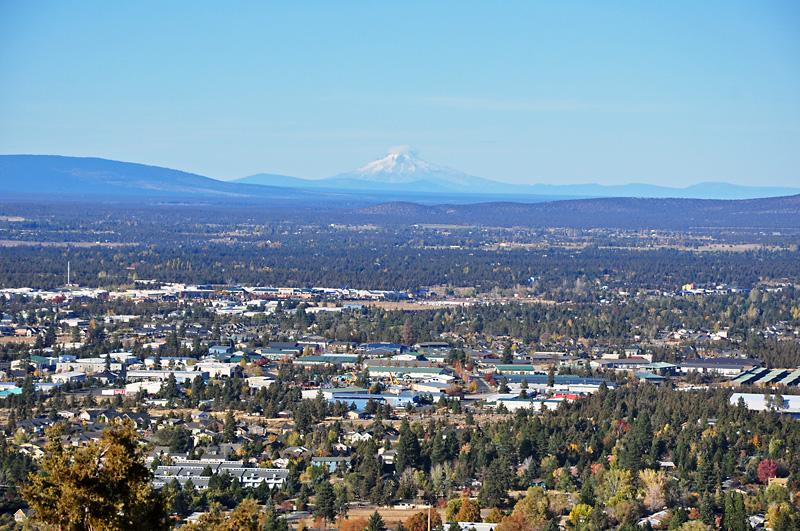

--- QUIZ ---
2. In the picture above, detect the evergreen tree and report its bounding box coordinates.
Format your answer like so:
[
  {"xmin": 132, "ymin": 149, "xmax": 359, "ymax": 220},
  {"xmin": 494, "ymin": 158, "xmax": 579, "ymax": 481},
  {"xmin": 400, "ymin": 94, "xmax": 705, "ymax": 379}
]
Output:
[
  {"xmin": 501, "ymin": 341, "xmax": 513, "ymax": 364},
  {"xmin": 335, "ymin": 484, "xmax": 349, "ymax": 520},
  {"xmin": 669, "ymin": 508, "xmax": 688, "ymax": 531},
  {"xmin": 314, "ymin": 481, "xmax": 337, "ymax": 525},
  {"xmin": 700, "ymin": 496, "xmax": 716, "ymax": 526},
  {"xmin": 431, "ymin": 430, "xmax": 446, "ymax": 465},
  {"xmin": 465, "ymin": 411, "xmax": 475, "ymax": 425},
  {"xmin": 542, "ymin": 519, "xmax": 558, "ymax": 531},
  {"xmin": 694, "ymin": 454, "xmax": 716, "ymax": 494},
  {"xmin": 223, "ymin": 409, "xmax": 237, "ymax": 443},
  {"xmin": 723, "ymin": 493, "xmax": 735, "ymax": 531},
  {"xmin": 395, "ymin": 419, "xmax": 421, "ymax": 474},
  {"xmin": 367, "ymin": 511, "xmax": 387, "ymax": 531},
  {"xmin": 263, "ymin": 499, "xmax": 290, "ymax": 531},
  {"xmin": 590, "ymin": 502, "xmax": 609, "ymax": 531},
  {"xmin": 159, "ymin": 373, "xmax": 179, "ymax": 399},
  {"xmin": 479, "ymin": 457, "xmax": 509, "ymax": 508},
  {"xmin": 6, "ymin": 409, "xmax": 16, "ymax": 435},
  {"xmin": 23, "ymin": 423, "xmax": 171, "ymax": 531},
  {"xmin": 44, "ymin": 325, "xmax": 57, "ymax": 347}
]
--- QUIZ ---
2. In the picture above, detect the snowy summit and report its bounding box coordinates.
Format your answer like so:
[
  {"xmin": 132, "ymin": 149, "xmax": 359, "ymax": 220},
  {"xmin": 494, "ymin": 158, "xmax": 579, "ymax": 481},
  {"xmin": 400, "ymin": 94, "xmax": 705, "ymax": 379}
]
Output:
[{"xmin": 333, "ymin": 147, "xmax": 491, "ymax": 189}]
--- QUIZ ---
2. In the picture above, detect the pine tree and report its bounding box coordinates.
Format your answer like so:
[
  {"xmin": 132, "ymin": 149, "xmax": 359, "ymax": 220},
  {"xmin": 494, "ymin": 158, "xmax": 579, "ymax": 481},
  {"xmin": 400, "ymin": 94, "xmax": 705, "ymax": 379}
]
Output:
[
  {"xmin": 542, "ymin": 519, "xmax": 558, "ymax": 531},
  {"xmin": 723, "ymin": 493, "xmax": 735, "ymax": 531},
  {"xmin": 263, "ymin": 499, "xmax": 290, "ymax": 531},
  {"xmin": 367, "ymin": 511, "xmax": 387, "ymax": 531},
  {"xmin": 700, "ymin": 496, "xmax": 716, "ymax": 526},
  {"xmin": 590, "ymin": 502, "xmax": 609, "ymax": 531},
  {"xmin": 431, "ymin": 430, "xmax": 446, "ymax": 465},
  {"xmin": 314, "ymin": 481, "xmax": 337, "ymax": 525},
  {"xmin": 6, "ymin": 409, "xmax": 16, "ymax": 435},
  {"xmin": 669, "ymin": 508, "xmax": 688, "ymax": 531},
  {"xmin": 335, "ymin": 484, "xmax": 349, "ymax": 520},
  {"xmin": 23, "ymin": 423, "xmax": 171, "ymax": 531},
  {"xmin": 480, "ymin": 457, "xmax": 509, "ymax": 508},
  {"xmin": 223, "ymin": 409, "xmax": 237, "ymax": 443},
  {"xmin": 501, "ymin": 341, "xmax": 513, "ymax": 364},
  {"xmin": 694, "ymin": 454, "xmax": 715, "ymax": 494},
  {"xmin": 395, "ymin": 419, "xmax": 421, "ymax": 474}
]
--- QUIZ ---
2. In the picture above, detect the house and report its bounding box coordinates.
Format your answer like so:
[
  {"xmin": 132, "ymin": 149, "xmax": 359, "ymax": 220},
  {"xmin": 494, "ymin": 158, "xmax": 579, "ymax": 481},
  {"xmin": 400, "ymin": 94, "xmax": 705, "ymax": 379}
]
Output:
[
  {"xmin": 379, "ymin": 449, "xmax": 397, "ymax": 465},
  {"xmin": 51, "ymin": 371, "xmax": 86, "ymax": 383},
  {"xmin": 638, "ymin": 510, "xmax": 670, "ymax": 527},
  {"xmin": 208, "ymin": 344, "xmax": 234, "ymax": 356},
  {"xmin": 280, "ymin": 446, "xmax": 312, "ymax": 459},
  {"xmin": 93, "ymin": 370, "xmax": 123, "ymax": 384},
  {"xmin": 14, "ymin": 509, "xmax": 34, "ymax": 523},
  {"xmin": 634, "ymin": 372, "xmax": 666, "ymax": 385},
  {"xmin": 311, "ymin": 456, "xmax": 351, "ymax": 473},
  {"xmin": 346, "ymin": 431, "xmax": 373, "ymax": 443},
  {"xmin": 449, "ymin": 523, "xmax": 499, "ymax": 531},
  {"xmin": 298, "ymin": 335, "xmax": 330, "ymax": 351}
]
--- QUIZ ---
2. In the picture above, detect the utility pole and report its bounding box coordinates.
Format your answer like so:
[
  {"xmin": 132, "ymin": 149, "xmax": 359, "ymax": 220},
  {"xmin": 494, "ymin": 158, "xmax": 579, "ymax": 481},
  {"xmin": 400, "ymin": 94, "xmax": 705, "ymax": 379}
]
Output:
[{"xmin": 428, "ymin": 506, "xmax": 431, "ymax": 531}]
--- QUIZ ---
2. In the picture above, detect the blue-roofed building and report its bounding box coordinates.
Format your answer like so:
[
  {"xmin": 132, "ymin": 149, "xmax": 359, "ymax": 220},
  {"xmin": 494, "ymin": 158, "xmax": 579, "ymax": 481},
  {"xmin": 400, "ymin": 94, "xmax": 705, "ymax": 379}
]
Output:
[
  {"xmin": 328, "ymin": 394, "xmax": 386, "ymax": 410},
  {"xmin": 293, "ymin": 355, "xmax": 359, "ymax": 368},
  {"xmin": 311, "ymin": 456, "xmax": 351, "ymax": 473},
  {"xmin": 634, "ymin": 372, "xmax": 666, "ymax": 385},
  {"xmin": 359, "ymin": 342, "xmax": 406, "ymax": 354},
  {"xmin": 208, "ymin": 344, "xmax": 234, "ymax": 356}
]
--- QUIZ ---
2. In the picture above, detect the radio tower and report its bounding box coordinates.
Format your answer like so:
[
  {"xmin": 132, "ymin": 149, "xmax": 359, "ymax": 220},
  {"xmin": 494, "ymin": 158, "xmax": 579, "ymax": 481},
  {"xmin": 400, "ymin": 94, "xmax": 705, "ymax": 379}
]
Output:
[{"xmin": 67, "ymin": 261, "xmax": 70, "ymax": 285}]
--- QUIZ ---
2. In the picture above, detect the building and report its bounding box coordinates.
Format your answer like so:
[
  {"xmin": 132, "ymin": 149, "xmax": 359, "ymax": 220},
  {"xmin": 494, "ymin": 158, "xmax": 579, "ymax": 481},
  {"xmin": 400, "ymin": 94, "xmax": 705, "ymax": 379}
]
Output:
[
  {"xmin": 126, "ymin": 369, "xmax": 207, "ymax": 383},
  {"xmin": 368, "ymin": 366, "xmax": 453, "ymax": 382},
  {"xmin": 55, "ymin": 357, "xmax": 124, "ymax": 374},
  {"xmin": 485, "ymin": 396, "xmax": 564, "ymax": 412},
  {"xmin": 152, "ymin": 460, "xmax": 288, "ymax": 490},
  {"xmin": 311, "ymin": 456, "xmax": 351, "ymax": 473},
  {"xmin": 51, "ymin": 371, "xmax": 86, "ymax": 383},
  {"xmin": 731, "ymin": 367, "xmax": 800, "ymax": 387},
  {"xmin": 678, "ymin": 358, "xmax": 763, "ymax": 376},
  {"xmin": 729, "ymin": 393, "xmax": 800, "ymax": 418},
  {"xmin": 293, "ymin": 355, "xmax": 359, "ymax": 369}
]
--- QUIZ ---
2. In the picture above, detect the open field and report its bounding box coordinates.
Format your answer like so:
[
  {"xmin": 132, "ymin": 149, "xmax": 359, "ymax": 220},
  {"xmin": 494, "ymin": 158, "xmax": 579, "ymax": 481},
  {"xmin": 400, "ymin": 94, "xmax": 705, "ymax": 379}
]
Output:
[{"xmin": 293, "ymin": 507, "xmax": 447, "ymax": 529}]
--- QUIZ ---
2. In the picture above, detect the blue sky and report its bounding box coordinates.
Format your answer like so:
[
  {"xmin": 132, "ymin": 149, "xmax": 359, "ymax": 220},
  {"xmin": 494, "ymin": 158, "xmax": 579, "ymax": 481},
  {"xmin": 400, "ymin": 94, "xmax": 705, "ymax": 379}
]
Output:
[{"xmin": 1, "ymin": 2, "xmax": 799, "ymax": 187}]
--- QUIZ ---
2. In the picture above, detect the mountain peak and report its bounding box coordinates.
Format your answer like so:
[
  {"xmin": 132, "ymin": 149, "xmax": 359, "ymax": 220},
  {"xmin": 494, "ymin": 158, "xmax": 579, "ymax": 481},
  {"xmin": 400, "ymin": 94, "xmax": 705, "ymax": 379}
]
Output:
[
  {"xmin": 332, "ymin": 148, "xmax": 490, "ymax": 189},
  {"xmin": 350, "ymin": 148, "xmax": 437, "ymax": 183}
]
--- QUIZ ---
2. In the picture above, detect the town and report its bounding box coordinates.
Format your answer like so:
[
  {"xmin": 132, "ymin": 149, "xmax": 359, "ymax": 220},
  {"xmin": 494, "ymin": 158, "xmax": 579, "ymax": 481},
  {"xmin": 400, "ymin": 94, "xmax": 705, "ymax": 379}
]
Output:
[{"xmin": 1, "ymin": 273, "xmax": 798, "ymax": 530}]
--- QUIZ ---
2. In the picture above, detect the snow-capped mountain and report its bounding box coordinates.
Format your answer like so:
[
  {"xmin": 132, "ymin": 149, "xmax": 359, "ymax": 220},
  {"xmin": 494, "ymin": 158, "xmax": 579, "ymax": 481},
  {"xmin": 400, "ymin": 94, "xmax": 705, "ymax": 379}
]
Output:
[
  {"xmin": 328, "ymin": 147, "xmax": 497, "ymax": 191},
  {"xmin": 233, "ymin": 148, "xmax": 800, "ymax": 199}
]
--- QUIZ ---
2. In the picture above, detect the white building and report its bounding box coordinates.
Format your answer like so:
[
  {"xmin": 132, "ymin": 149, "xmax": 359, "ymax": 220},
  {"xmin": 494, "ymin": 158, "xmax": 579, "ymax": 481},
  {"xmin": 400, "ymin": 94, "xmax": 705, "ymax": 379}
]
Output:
[
  {"xmin": 729, "ymin": 392, "xmax": 800, "ymax": 416},
  {"xmin": 56, "ymin": 357, "xmax": 124, "ymax": 374},
  {"xmin": 127, "ymin": 370, "xmax": 207, "ymax": 383}
]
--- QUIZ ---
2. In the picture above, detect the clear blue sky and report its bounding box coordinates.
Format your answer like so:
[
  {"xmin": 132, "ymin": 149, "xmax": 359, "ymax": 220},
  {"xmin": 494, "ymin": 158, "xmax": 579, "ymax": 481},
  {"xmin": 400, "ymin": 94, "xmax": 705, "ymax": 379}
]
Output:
[{"xmin": 1, "ymin": 1, "xmax": 799, "ymax": 187}]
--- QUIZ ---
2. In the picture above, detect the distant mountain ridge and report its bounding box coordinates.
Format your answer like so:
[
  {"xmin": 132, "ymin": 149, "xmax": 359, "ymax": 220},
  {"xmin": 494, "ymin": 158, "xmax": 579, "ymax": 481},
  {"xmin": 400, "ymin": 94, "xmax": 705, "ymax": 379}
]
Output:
[
  {"xmin": 1, "ymin": 154, "xmax": 799, "ymax": 231},
  {"xmin": 0, "ymin": 155, "xmax": 370, "ymax": 205},
  {"xmin": 347, "ymin": 195, "xmax": 800, "ymax": 230},
  {"xmin": 2, "ymin": 154, "xmax": 799, "ymax": 206},
  {"xmin": 235, "ymin": 149, "xmax": 800, "ymax": 200}
]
